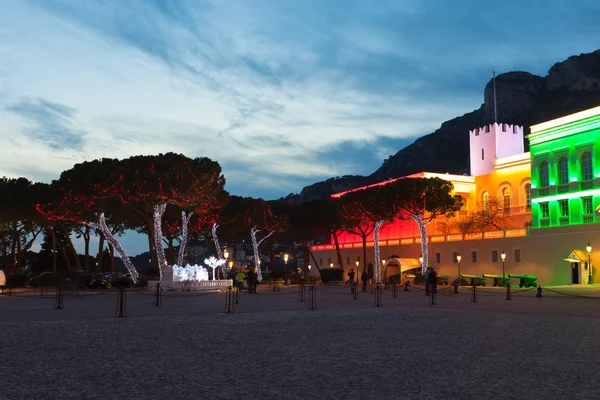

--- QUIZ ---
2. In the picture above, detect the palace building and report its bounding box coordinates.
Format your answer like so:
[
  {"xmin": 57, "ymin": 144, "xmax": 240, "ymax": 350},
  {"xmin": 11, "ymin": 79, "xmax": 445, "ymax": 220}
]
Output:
[{"xmin": 311, "ymin": 105, "xmax": 600, "ymax": 286}]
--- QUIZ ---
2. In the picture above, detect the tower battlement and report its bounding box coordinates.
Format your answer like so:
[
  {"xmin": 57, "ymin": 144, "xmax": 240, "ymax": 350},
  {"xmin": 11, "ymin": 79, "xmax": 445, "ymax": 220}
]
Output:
[{"xmin": 469, "ymin": 123, "xmax": 524, "ymax": 176}]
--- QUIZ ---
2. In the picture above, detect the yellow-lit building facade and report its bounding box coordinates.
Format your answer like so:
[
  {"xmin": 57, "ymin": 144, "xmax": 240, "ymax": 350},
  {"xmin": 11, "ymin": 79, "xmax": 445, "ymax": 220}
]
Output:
[{"xmin": 311, "ymin": 106, "xmax": 600, "ymax": 286}]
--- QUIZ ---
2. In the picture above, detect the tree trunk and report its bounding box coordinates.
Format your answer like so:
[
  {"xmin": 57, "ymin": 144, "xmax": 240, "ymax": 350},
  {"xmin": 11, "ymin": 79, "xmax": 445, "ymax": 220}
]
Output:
[
  {"xmin": 373, "ymin": 220, "xmax": 384, "ymax": 284},
  {"xmin": 1, "ymin": 230, "xmax": 9, "ymax": 271},
  {"xmin": 60, "ymin": 223, "xmax": 82, "ymax": 271},
  {"xmin": 96, "ymin": 233, "xmax": 105, "ymax": 273},
  {"xmin": 109, "ymin": 244, "xmax": 115, "ymax": 273},
  {"xmin": 166, "ymin": 238, "xmax": 176, "ymax": 266},
  {"xmin": 332, "ymin": 230, "xmax": 344, "ymax": 269},
  {"xmin": 362, "ymin": 234, "xmax": 368, "ymax": 281},
  {"xmin": 267, "ymin": 236, "xmax": 277, "ymax": 277},
  {"xmin": 303, "ymin": 241, "xmax": 310, "ymax": 280},
  {"xmin": 83, "ymin": 225, "xmax": 90, "ymax": 270},
  {"xmin": 308, "ymin": 247, "xmax": 321, "ymax": 273},
  {"xmin": 51, "ymin": 227, "xmax": 57, "ymax": 273},
  {"xmin": 413, "ymin": 215, "xmax": 429, "ymax": 274},
  {"xmin": 147, "ymin": 229, "xmax": 156, "ymax": 272}
]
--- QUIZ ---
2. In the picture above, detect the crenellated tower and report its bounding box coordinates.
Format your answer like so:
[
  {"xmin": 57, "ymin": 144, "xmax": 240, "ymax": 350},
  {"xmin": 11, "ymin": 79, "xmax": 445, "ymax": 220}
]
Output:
[{"xmin": 469, "ymin": 122, "xmax": 524, "ymax": 176}]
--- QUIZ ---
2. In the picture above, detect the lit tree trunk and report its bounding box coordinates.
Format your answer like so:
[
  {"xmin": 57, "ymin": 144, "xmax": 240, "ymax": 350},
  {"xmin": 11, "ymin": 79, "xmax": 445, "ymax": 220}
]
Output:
[
  {"xmin": 250, "ymin": 227, "xmax": 274, "ymax": 282},
  {"xmin": 153, "ymin": 203, "xmax": 168, "ymax": 279},
  {"xmin": 373, "ymin": 220, "xmax": 384, "ymax": 283},
  {"xmin": 177, "ymin": 211, "xmax": 193, "ymax": 266},
  {"xmin": 412, "ymin": 215, "xmax": 429, "ymax": 274},
  {"xmin": 87, "ymin": 213, "xmax": 138, "ymax": 283},
  {"xmin": 211, "ymin": 223, "xmax": 226, "ymax": 277}
]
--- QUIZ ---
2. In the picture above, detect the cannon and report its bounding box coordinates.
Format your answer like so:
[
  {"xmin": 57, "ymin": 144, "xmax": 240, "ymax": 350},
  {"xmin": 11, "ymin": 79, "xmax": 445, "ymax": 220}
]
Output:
[
  {"xmin": 508, "ymin": 274, "xmax": 537, "ymax": 288},
  {"xmin": 460, "ymin": 274, "xmax": 486, "ymax": 286},
  {"xmin": 437, "ymin": 275, "xmax": 449, "ymax": 285},
  {"xmin": 482, "ymin": 274, "xmax": 511, "ymax": 287}
]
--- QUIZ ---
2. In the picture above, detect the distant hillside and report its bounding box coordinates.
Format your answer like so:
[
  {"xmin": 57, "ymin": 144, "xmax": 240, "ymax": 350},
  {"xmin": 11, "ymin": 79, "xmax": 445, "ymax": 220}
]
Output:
[{"xmin": 285, "ymin": 49, "xmax": 600, "ymax": 204}]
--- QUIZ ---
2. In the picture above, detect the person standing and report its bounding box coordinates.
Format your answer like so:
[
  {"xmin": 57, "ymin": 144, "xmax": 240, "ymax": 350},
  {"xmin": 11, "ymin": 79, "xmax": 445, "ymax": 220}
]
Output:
[
  {"xmin": 247, "ymin": 267, "xmax": 258, "ymax": 294},
  {"xmin": 361, "ymin": 269, "xmax": 369, "ymax": 292},
  {"xmin": 348, "ymin": 268, "xmax": 356, "ymax": 294},
  {"xmin": 236, "ymin": 270, "xmax": 245, "ymax": 290},
  {"xmin": 425, "ymin": 267, "xmax": 431, "ymax": 295},
  {"xmin": 429, "ymin": 267, "xmax": 438, "ymax": 295}
]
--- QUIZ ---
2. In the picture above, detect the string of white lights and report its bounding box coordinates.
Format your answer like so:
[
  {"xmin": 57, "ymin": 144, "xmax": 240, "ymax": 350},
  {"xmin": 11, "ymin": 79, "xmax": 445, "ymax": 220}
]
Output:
[
  {"xmin": 204, "ymin": 256, "xmax": 225, "ymax": 281},
  {"xmin": 177, "ymin": 211, "xmax": 193, "ymax": 267},
  {"xmin": 373, "ymin": 220, "xmax": 384, "ymax": 284},
  {"xmin": 153, "ymin": 203, "xmax": 168, "ymax": 280},
  {"xmin": 211, "ymin": 223, "xmax": 227, "ymax": 277},
  {"xmin": 250, "ymin": 227, "xmax": 274, "ymax": 282},
  {"xmin": 87, "ymin": 213, "xmax": 139, "ymax": 283},
  {"xmin": 412, "ymin": 215, "xmax": 429, "ymax": 274}
]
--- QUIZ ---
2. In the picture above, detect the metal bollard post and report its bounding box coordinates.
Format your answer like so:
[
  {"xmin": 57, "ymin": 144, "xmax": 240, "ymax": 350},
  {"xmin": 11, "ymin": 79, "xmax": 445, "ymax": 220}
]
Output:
[
  {"xmin": 536, "ymin": 286, "xmax": 543, "ymax": 298},
  {"xmin": 505, "ymin": 283, "xmax": 511, "ymax": 300},
  {"xmin": 235, "ymin": 285, "xmax": 242, "ymax": 304},
  {"xmin": 471, "ymin": 284, "xmax": 478, "ymax": 303},
  {"xmin": 404, "ymin": 281, "xmax": 409, "ymax": 292},
  {"xmin": 153, "ymin": 282, "xmax": 162, "ymax": 306},
  {"xmin": 308, "ymin": 285, "xmax": 317, "ymax": 310},
  {"xmin": 115, "ymin": 286, "xmax": 127, "ymax": 318},
  {"xmin": 54, "ymin": 285, "xmax": 64, "ymax": 310},
  {"xmin": 374, "ymin": 284, "xmax": 383, "ymax": 307},
  {"xmin": 298, "ymin": 283, "xmax": 305, "ymax": 302},
  {"xmin": 224, "ymin": 286, "xmax": 235, "ymax": 314},
  {"xmin": 392, "ymin": 282, "xmax": 397, "ymax": 298}
]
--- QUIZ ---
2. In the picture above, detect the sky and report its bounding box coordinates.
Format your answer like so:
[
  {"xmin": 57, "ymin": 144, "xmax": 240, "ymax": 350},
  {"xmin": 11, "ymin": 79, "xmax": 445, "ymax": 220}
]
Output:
[{"xmin": 2, "ymin": 0, "xmax": 600, "ymax": 255}]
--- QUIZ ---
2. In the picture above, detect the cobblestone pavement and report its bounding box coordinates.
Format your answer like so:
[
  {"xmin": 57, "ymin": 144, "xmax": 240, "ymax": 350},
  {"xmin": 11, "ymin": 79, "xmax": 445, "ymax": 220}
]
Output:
[{"xmin": 2, "ymin": 306, "xmax": 600, "ymax": 400}]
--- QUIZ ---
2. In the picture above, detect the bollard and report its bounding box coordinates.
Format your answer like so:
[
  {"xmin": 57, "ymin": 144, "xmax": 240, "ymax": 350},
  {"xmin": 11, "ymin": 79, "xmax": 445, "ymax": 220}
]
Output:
[
  {"xmin": 471, "ymin": 284, "xmax": 478, "ymax": 303},
  {"xmin": 404, "ymin": 281, "xmax": 409, "ymax": 292},
  {"xmin": 235, "ymin": 285, "xmax": 242, "ymax": 304},
  {"xmin": 115, "ymin": 286, "xmax": 127, "ymax": 318},
  {"xmin": 298, "ymin": 283, "xmax": 305, "ymax": 302},
  {"xmin": 453, "ymin": 282, "xmax": 459, "ymax": 295},
  {"xmin": 505, "ymin": 283, "xmax": 511, "ymax": 300},
  {"xmin": 224, "ymin": 286, "xmax": 235, "ymax": 314},
  {"xmin": 374, "ymin": 284, "xmax": 383, "ymax": 307},
  {"xmin": 392, "ymin": 282, "xmax": 397, "ymax": 298},
  {"xmin": 153, "ymin": 282, "xmax": 162, "ymax": 306},
  {"xmin": 54, "ymin": 285, "xmax": 64, "ymax": 310},
  {"xmin": 536, "ymin": 286, "xmax": 543, "ymax": 298},
  {"xmin": 308, "ymin": 285, "xmax": 317, "ymax": 310}
]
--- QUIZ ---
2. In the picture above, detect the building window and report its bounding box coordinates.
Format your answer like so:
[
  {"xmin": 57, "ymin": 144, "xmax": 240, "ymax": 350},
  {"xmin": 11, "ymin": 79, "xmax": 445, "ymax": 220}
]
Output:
[
  {"xmin": 581, "ymin": 151, "xmax": 593, "ymax": 181},
  {"xmin": 435, "ymin": 253, "xmax": 441, "ymax": 264},
  {"xmin": 559, "ymin": 200, "xmax": 569, "ymax": 217},
  {"xmin": 482, "ymin": 192, "xmax": 489, "ymax": 210},
  {"xmin": 481, "ymin": 148, "xmax": 485, "ymax": 160},
  {"xmin": 557, "ymin": 157, "xmax": 569, "ymax": 185},
  {"xmin": 491, "ymin": 250, "xmax": 498, "ymax": 263},
  {"xmin": 471, "ymin": 251, "xmax": 478, "ymax": 264},
  {"xmin": 503, "ymin": 187, "xmax": 511, "ymax": 214},
  {"xmin": 525, "ymin": 183, "xmax": 531, "ymax": 210},
  {"xmin": 514, "ymin": 249, "xmax": 522, "ymax": 263},
  {"xmin": 452, "ymin": 252, "xmax": 458, "ymax": 263},
  {"xmin": 540, "ymin": 202, "xmax": 550, "ymax": 218},
  {"xmin": 582, "ymin": 197, "xmax": 593, "ymax": 215},
  {"xmin": 539, "ymin": 161, "xmax": 549, "ymax": 187}
]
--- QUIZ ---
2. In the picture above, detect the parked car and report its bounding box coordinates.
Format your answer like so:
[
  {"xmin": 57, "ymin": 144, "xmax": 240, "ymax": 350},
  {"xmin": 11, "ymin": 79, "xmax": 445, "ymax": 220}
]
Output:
[
  {"xmin": 88, "ymin": 273, "xmax": 131, "ymax": 289},
  {"xmin": 27, "ymin": 272, "xmax": 65, "ymax": 287},
  {"xmin": 0, "ymin": 269, "xmax": 6, "ymax": 293}
]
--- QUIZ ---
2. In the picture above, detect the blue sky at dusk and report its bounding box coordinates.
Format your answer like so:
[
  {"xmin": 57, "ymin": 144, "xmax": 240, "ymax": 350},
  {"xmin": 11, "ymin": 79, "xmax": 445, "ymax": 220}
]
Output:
[{"xmin": 2, "ymin": 0, "xmax": 599, "ymax": 255}]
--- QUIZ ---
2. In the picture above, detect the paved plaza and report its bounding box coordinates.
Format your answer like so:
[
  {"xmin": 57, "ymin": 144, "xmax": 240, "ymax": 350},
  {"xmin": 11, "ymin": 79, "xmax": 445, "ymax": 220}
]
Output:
[{"xmin": 2, "ymin": 284, "xmax": 600, "ymax": 399}]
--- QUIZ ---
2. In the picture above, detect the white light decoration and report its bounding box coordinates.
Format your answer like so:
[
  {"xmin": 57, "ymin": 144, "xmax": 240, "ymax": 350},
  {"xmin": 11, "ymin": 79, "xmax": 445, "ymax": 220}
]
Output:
[
  {"xmin": 87, "ymin": 213, "xmax": 139, "ymax": 283},
  {"xmin": 153, "ymin": 203, "xmax": 168, "ymax": 280},
  {"xmin": 211, "ymin": 223, "xmax": 227, "ymax": 277},
  {"xmin": 412, "ymin": 215, "xmax": 429, "ymax": 274},
  {"xmin": 373, "ymin": 220, "xmax": 384, "ymax": 284},
  {"xmin": 172, "ymin": 264, "xmax": 209, "ymax": 282},
  {"xmin": 177, "ymin": 211, "xmax": 193, "ymax": 267},
  {"xmin": 250, "ymin": 226, "xmax": 274, "ymax": 282},
  {"xmin": 204, "ymin": 256, "xmax": 226, "ymax": 281}
]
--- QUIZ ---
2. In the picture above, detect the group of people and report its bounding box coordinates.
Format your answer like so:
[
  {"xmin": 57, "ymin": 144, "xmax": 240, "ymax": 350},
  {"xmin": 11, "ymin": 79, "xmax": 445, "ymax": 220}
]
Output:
[
  {"xmin": 425, "ymin": 266, "xmax": 438, "ymax": 295},
  {"xmin": 235, "ymin": 266, "xmax": 258, "ymax": 294},
  {"xmin": 347, "ymin": 267, "xmax": 369, "ymax": 293}
]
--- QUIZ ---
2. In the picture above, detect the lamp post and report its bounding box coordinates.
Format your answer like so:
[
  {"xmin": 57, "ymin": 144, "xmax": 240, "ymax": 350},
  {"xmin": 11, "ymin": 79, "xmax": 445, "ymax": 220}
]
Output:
[
  {"xmin": 455, "ymin": 254, "xmax": 462, "ymax": 294},
  {"xmin": 587, "ymin": 243, "xmax": 593, "ymax": 284},
  {"xmin": 501, "ymin": 251, "xmax": 506, "ymax": 286},
  {"xmin": 330, "ymin": 262, "xmax": 334, "ymax": 268},
  {"xmin": 223, "ymin": 248, "xmax": 229, "ymax": 261}
]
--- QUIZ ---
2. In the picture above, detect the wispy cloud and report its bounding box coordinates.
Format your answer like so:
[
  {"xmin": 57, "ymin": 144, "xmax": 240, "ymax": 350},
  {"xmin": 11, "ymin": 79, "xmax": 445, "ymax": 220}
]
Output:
[{"xmin": 0, "ymin": 0, "xmax": 599, "ymax": 199}]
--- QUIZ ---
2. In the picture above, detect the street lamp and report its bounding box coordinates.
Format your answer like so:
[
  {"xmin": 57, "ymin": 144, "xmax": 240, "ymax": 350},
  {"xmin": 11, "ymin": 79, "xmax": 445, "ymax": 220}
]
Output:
[
  {"xmin": 455, "ymin": 254, "xmax": 462, "ymax": 294},
  {"xmin": 228, "ymin": 260, "xmax": 233, "ymax": 270},
  {"xmin": 501, "ymin": 251, "xmax": 506, "ymax": 286},
  {"xmin": 587, "ymin": 243, "xmax": 592, "ymax": 284},
  {"xmin": 284, "ymin": 254, "xmax": 289, "ymax": 264},
  {"xmin": 223, "ymin": 248, "xmax": 229, "ymax": 261},
  {"xmin": 329, "ymin": 262, "xmax": 334, "ymax": 268}
]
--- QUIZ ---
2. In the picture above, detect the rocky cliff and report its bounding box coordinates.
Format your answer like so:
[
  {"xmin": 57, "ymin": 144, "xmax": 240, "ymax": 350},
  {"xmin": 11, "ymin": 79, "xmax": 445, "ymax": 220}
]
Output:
[{"xmin": 284, "ymin": 49, "xmax": 600, "ymax": 204}]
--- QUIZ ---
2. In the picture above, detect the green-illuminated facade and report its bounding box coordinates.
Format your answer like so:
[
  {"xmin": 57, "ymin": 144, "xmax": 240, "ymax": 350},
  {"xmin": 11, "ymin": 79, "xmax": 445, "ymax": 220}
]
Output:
[{"xmin": 528, "ymin": 107, "xmax": 600, "ymax": 228}]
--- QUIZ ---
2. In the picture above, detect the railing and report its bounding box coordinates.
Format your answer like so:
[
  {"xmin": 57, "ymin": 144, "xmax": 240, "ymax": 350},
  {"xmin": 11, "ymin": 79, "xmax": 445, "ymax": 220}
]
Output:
[
  {"xmin": 557, "ymin": 184, "xmax": 570, "ymax": 194},
  {"xmin": 559, "ymin": 217, "xmax": 570, "ymax": 226},
  {"xmin": 581, "ymin": 180, "xmax": 594, "ymax": 190},
  {"xmin": 583, "ymin": 214, "xmax": 595, "ymax": 224},
  {"xmin": 540, "ymin": 218, "xmax": 550, "ymax": 227}
]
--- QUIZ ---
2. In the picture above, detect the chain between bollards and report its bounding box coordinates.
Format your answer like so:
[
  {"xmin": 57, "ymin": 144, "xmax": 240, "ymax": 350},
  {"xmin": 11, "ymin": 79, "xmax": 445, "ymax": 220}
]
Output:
[
  {"xmin": 471, "ymin": 284, "xmax": 478, "ymax": 303},
  {"xmin": 153, "ymin": 282, "xmax": 162, "ymax": 306},
  {"xmin": 308, "ymin": 285, "xmax": 317, "ymax": 310},
  {"xmin": 374, "ymin": 284, "xmax": 383, "ymax": 307},
  {"xmin": 235, "ymin": 285, "xmax": 242, "ymax": 304},
  {"xmin": 224, "ymin": 285, "xmax": 235, "ymax": 314},
  {"xmin": 392, "ymin": 282, "xmax": 397, "ymax": 298},
  {"xmin": 115, "ymin": 286, "xmax": 127, "ymax": 318},
  {"xmin": 54, "ymin": 285, "xmax": 64, "ymax": 310},
  {"xmin": 505, "ymin": 283, "xmax": 511, "ymax": 300},
  {"xmin": 298, "ymin": 282, "xmax": 305, "ymax": 302}
]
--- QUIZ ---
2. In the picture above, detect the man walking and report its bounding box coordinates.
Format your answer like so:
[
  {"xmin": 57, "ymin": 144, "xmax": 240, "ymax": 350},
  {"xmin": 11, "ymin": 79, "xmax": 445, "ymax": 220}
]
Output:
[
  {"xmin": 348, "ymin": 268, "xmax": 356, "ymax": 294},
  {"xmin": 361, "ymin": 269, "xmax": 369, "ymax": 292}
]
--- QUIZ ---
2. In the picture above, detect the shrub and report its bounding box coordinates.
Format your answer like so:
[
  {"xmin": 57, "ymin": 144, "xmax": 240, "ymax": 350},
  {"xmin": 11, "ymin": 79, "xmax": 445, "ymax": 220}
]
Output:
[{"xmin": 319, "ymin": 268, "xmax": 344, "ymax": 283}]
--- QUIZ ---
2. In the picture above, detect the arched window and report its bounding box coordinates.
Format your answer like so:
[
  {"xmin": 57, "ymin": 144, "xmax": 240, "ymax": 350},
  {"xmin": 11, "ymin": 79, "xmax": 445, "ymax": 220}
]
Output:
[
  {"xmin": 539, "ymin": 161, "xmax": 549, "ymax": 187},
  {"xmin": 482, "ymin": 192, "xmax": 489, "ymax": 211},
  {"xmin": 503, "ymin": 188, "xmax": 511, "ymax": 214},
  {"xmin": 557, "ymin": 157, "xmax": 569, "ymax": 185},
  {"xmin": 581, "ymin": 151, "xmax": 593, "ymax": 181},
  {"xmin": 525, "ymin": 183, "xmax": 531, "ymax": 210}
]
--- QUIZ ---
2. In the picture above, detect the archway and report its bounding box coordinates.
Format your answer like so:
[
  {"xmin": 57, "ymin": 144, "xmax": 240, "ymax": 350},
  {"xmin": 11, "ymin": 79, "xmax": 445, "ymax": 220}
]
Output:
[{"xmin": 384, "ymin": 258, "xmax": 421, "ymax": 283}]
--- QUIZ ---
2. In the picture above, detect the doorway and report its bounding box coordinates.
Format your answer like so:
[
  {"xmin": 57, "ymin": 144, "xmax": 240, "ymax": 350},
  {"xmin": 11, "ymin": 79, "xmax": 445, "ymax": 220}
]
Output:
[{"xmin": 571, "ymin": 262, "xmax": 580, "ymax": 284}]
